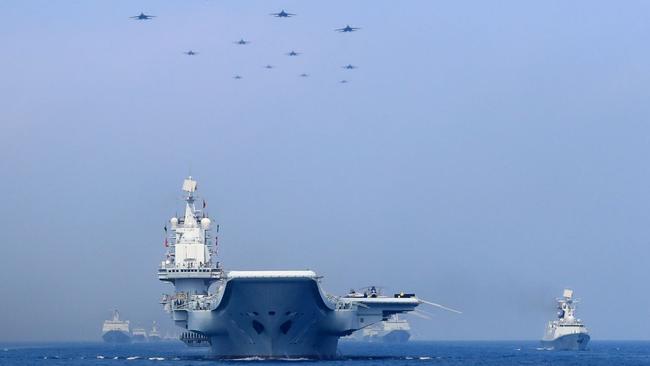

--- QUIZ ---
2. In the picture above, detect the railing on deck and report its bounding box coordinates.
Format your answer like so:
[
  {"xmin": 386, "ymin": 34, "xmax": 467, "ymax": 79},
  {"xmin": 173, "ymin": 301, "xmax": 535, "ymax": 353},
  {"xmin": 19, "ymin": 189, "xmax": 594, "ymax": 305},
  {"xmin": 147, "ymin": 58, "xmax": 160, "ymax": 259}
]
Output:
[{"xmin": 161, "ymin": 292, "xmax": 219, "ymax": 312}]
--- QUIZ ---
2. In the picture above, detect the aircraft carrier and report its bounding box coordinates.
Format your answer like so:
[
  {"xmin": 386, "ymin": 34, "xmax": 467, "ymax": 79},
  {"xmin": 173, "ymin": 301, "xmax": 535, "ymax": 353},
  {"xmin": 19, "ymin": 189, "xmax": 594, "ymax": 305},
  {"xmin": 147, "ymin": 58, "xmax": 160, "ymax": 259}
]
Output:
[
  {"xmin": 157, "ymin": 177, "xmax": 445, "ymax": 358},
  {"xmin": 541, "ymin": 289, "xmax": 590, "ymax": 350}
]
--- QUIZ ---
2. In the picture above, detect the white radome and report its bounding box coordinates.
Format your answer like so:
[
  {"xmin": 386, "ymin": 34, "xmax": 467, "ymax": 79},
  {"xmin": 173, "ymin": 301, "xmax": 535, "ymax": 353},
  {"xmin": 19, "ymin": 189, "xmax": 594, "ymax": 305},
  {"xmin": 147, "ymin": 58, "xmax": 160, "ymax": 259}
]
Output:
[
  {"xmin": 170, "ymin": 217, "xmax": 178, "ymax": 228},
  {"xmin": 201, "ymin": 217, "xmax": 211, "ymax": 229}
]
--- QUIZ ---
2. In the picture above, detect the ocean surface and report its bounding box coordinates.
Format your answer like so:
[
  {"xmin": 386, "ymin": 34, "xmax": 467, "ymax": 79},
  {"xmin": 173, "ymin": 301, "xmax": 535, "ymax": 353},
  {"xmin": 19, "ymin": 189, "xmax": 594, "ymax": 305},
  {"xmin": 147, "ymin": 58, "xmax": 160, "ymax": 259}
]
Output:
[{"xmin": 1, "ymin": 341, "xmax": 649, "ymax": 366}]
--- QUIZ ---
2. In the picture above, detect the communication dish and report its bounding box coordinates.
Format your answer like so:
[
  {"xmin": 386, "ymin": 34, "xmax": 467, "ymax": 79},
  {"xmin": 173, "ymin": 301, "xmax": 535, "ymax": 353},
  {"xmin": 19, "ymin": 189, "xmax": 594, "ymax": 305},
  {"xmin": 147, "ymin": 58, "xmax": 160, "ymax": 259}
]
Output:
[
  {"xmin": 182, "ymin": 178, "xmax": 197, "ymax": 193},
  {"xmin": 563, "ymin": 289, "xmax": 573, "ymax": 299}
]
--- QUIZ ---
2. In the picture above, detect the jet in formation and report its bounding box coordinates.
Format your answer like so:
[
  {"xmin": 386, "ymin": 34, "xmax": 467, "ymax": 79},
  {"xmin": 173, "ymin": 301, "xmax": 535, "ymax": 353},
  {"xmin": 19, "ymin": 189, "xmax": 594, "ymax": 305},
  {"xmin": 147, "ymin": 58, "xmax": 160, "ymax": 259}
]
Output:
[
  {"xmin": 128, "ymin": 9, "xmax": 363, "ymax": 83},
  {"xmin": 130, "ymin": 12, "xmax": 156, "ymax": 20},
  {"xmin": 335, "ymin": 25, "xmax": 360, "ymax": 33},
  {"xmin": 271, "ymin": 10, "xmax": 296, "ymax": 18}
]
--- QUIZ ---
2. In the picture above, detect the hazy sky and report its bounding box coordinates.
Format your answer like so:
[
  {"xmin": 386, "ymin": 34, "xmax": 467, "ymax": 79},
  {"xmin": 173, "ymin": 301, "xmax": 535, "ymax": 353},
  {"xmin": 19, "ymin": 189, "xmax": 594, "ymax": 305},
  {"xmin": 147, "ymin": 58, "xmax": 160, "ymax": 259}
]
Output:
[{"xmin": 1, "ymin": 0, "xmax": 650, "ymax": 342}]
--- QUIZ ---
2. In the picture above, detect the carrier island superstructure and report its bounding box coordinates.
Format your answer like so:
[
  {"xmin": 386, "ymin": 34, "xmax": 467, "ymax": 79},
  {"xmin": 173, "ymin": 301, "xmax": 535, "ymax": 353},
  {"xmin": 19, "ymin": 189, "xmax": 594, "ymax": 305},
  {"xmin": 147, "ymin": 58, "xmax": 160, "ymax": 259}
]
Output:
[
  {"xmin": 158, "ymin": 177, "xmax": 434, "ymax": 358},
  {"xmin": 541, "ymin": 289, "xmax": 590, "ymax": 350}
]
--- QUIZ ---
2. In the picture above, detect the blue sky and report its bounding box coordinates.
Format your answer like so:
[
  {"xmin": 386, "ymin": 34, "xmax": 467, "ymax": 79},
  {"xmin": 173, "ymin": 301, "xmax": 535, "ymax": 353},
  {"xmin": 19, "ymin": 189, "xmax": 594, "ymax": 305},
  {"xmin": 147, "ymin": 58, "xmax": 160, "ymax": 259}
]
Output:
[{"xmin": 1, "ymin": 0, "xmax": 650, "ymax": 341}]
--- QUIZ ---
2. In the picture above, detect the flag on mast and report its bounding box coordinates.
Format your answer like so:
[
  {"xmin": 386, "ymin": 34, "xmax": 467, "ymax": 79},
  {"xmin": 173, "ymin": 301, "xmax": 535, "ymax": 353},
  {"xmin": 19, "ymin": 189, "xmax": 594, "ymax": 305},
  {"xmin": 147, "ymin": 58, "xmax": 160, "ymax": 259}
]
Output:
[{"xmin": 164, "ymin": 238, "xmax": 168, "ymax": 247}]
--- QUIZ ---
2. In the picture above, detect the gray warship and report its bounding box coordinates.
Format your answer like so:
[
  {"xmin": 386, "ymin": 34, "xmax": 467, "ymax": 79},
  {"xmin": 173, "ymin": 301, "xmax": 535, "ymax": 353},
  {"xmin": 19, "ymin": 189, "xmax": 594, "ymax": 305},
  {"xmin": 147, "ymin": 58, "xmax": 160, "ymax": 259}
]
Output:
[
  {"xmin": 357, "ymin": 314, "xmax": 411, "ymax": 343},
  {"xmin": 149, "ymin": 322, "xmax": 162, "ymax": 342},
  {"xmin": 102, "ymin": 310, "xmax": 131, "ymax": 344},
  {"xmin": 157, "ymin": 177, "xmax": 452, "ymax": 358},
  {"xmin": 541, "ymin": 289, "xmax": 590, "ymax": 350},
  {"xmin": 132, "ymin": 327, "xmax": 147, "ymax": 342}
]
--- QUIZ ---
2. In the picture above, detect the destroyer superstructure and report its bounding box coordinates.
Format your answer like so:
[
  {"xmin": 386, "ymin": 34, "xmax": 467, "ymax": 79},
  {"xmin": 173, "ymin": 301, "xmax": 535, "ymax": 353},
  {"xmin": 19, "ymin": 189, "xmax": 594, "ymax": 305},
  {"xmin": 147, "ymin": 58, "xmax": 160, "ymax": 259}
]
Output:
[
  {"xmin": 541, "ymin": 289, "xmax": 590, "ymax": 350},
  {"xmin": 357, "ymin": 314, "xmax": 411, "ymax": 343},
  {"xmin": 102, "ymin": 310, "xmax": 131, "ymax": 344},
  {"xmin": 157, "ymin": 177, "xmax": 455, "ymax": 358},
  {"xmin": 149, "ymin": 322, "xmax": 162, "ymax": 342}
]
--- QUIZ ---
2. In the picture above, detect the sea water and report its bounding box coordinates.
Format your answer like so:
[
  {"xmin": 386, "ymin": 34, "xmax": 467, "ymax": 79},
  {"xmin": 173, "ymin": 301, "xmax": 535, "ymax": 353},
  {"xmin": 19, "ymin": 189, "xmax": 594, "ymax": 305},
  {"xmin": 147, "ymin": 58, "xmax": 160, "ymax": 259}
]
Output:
[{"xmin": 1, "ymin": 340, "xmax": 649, "ymax": 365}]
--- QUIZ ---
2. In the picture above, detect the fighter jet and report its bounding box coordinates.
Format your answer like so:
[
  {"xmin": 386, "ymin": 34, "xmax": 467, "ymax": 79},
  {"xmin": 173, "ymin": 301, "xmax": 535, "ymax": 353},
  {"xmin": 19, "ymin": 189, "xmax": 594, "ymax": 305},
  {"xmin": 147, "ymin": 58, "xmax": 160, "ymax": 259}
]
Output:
[
  {"xmin": 286, "ymin": 51, "xmax": 300, "ymax": 56},
  {"xmin": 184, "ymin": 50, "xmax": 198, "ymax": 56},
  {"xmin": 340, "ymin": 80, "xmax": 349, "ymax": 84},
  {"xmin": 233, "ymin": 75, "xmax": 243, "ymax": 80},
  {"xmin": 299, "ymin": 73, "xmax": 309, "ymax": 78},
  {"xmin": 335, "ymin": 25, "xmax": 360, "ymax": 32},
  {"xmin": 264, "ymin": 65, "xmax": 274, "ymax": 69},
  {"xmin": 342, "ymin": 64, "xmax": 358, "ymax": 70},
  {"xmin": 270, "ymin": 10, "xmax": 296, "ymax": 18},
  {"xmin": 234, "ymin": 39, "xmax": 251, "ymax": 45},
  {"xmin": 130, "ymin": 12, "xmax": 156, "ymax": 20}
]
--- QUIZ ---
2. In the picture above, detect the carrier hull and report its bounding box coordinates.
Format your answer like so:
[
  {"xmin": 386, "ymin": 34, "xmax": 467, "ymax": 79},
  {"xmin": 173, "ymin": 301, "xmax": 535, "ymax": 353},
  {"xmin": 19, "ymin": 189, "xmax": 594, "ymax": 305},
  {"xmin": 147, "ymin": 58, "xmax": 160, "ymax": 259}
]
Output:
[
  {"xmin": 541, "ymin": 333, "xmax": 590, "ymax": 350},
  {"xmin": 181, "ymin": 277, "xmax": 348, "ymax": 358},
  {"xmin": 171, "ymin": 274, "xmax": 418, "ymax": 358}
]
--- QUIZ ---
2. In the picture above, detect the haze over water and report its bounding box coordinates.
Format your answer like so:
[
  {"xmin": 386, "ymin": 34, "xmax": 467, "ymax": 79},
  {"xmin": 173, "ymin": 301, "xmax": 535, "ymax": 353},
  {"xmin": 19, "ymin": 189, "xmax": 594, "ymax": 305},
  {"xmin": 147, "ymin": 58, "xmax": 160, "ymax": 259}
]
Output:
[{"xmin": 2, "ymin": 0, "xmax": 650, "ymax": 342}]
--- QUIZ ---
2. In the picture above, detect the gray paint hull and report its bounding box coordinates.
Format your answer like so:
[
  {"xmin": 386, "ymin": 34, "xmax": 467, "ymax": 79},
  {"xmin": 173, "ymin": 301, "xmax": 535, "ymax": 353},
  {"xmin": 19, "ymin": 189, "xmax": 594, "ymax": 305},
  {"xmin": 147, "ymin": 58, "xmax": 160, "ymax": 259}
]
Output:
[
  {"xmin": 184, "ymin": 277, "xmax": 348, "ymax": 358},
  {"xmin": 541, "ymin": 333, "xmax": 590, "ymax": 350},
  {"xmin": 165, "ymin": 271, "xmax": 419, "ymax": 358},
  {"xmin": 102, "ymin": 330, "xmax": 131, "ymax": 344},
  {"xmin": 381, "ymin": 330, "xmax": 411, "ymax": 343},
  {"xmin": 132, "ymin": 335, "xmax": 146, "ymax": 342},
  {"xmin": 174, "ymin": 276, "xmax": 400, "ymax": 358},
  {"xmin": 362, "ymin": 330, "xmax": 410, "ymax": 343}
]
